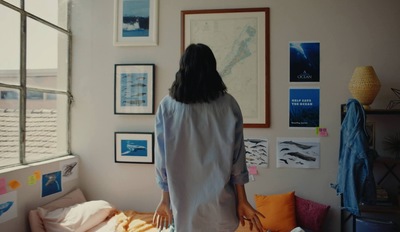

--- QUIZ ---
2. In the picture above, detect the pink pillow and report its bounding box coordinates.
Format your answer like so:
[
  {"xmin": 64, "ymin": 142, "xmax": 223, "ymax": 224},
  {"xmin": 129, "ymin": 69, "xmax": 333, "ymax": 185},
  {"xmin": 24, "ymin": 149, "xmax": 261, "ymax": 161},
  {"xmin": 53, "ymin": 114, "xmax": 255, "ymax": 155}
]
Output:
[{"xmin": 295, "ymin": 196, "xmax": 330, "ymax": 232}]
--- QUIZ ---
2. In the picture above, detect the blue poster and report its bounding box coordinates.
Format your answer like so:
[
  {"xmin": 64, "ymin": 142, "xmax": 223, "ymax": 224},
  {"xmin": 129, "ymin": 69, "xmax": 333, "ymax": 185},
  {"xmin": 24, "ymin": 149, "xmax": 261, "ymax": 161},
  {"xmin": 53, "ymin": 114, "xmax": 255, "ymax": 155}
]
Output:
[
  {"xmin": 290, "ymin": 42, "xmax": 320, "ymax": 82},
  {"xmin": 289, "ymin": 88, "xmax": 320, "ymax": 128},
  {"xmin": 42, "ymin": 171, "xmax": 62, "ymax": 197}
]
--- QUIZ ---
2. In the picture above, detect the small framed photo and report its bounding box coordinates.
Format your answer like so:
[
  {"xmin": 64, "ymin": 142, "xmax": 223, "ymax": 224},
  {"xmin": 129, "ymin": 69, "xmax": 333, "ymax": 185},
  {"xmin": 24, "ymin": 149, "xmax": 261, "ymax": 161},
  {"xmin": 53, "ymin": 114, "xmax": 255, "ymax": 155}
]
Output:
[
  {"xmin": 113, "ymin": 0, "xmax": 158, "ymax": 46},
  {"xmin": 115, "ymin": 132, "xmax": 154, "ymax": 164},
  {"xmin": 114, "ymin": 64, "xmax": 155, "ymax": 114}
]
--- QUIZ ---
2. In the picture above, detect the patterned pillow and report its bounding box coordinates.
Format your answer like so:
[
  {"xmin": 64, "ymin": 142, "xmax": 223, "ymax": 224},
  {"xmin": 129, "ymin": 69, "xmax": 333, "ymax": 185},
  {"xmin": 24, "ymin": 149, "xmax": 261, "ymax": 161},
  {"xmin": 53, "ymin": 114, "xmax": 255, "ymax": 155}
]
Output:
[{"xmin": 295, "ymin": 196, "xmax": 330, "ymax": 232}]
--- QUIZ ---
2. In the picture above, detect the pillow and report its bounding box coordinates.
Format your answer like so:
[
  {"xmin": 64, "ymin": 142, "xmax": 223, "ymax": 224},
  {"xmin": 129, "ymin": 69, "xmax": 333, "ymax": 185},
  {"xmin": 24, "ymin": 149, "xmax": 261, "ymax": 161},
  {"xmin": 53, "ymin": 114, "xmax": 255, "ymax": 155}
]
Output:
[
  {"xmin": 295, "ymin": 196, "xmax": 330, "ymax": 232},
  {"xmin": 41, "ymin": 188, "xmax": 87, "ymax": 212},
  {"xmin": 29, "ymin": 188, "xmax": 87, "ymax": 232},
  {"xmin": 38, "ymin": 200, "xmax": 114, "ymax": 232},
  {"xmin": 29, "ymin": 210, "xmax": 46, "ymax": 232},
  {"xmin": 254, "ymin": 191, "xmax": 296, "ymax": 232}
]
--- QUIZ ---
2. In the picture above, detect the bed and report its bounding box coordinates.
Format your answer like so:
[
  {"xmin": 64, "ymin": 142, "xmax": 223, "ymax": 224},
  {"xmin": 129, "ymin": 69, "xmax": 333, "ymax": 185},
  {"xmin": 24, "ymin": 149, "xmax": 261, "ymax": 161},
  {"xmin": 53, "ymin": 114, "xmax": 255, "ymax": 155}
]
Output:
[
  {"xmin": 28, "ymin": 188, "xmax": 168, "ymax": 232},
  {"xmin": 29, "ymin": 189, "xmax": 329, "ymax": 232}
]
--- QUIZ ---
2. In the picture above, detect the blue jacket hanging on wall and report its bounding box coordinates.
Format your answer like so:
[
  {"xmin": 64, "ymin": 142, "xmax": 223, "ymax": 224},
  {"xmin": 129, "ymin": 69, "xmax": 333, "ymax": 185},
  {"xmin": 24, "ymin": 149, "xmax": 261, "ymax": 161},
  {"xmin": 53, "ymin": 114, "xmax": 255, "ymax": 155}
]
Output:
[{"xmin": 332, "ymin": 98, "xmax": 376, "ymax": 216}]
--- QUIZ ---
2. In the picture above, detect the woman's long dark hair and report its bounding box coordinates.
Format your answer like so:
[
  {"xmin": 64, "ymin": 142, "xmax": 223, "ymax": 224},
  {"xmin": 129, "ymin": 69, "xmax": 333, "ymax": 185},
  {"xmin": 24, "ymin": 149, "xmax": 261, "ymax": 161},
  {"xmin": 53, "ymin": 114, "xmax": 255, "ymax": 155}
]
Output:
[{"xmin": 169, "ymin": 43, "xmax": 227, "ymax": 104}]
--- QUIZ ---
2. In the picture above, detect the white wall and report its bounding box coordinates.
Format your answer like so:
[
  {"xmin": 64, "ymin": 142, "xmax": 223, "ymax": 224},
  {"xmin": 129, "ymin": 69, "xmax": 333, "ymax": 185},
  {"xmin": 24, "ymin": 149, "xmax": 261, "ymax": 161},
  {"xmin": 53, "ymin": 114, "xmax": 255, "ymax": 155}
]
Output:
[{"xmin": 70, "ymin": 1, "xmax": 400, "ymax": 232}]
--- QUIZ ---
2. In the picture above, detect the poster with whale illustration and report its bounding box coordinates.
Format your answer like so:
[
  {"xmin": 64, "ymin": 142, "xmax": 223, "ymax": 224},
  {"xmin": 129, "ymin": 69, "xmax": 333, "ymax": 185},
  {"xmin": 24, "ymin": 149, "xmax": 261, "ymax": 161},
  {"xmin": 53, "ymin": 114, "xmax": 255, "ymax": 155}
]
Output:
[
  {"xmin": 276, "ymin": 137, "xmax": 320, "ymax": 168},
  {"xmin": 0, "ymin": 191, "xmax": 17, "ymax": 224},
  {"xmin": 244, "ymin": 138, "xmax": 269, "ymax": 167},
  {"xmin": 41, "ymin": 171, "xmax": 62, "ymax": 197},
  {"xmin": 289, "ymin": 41, "xmax": 320, "ymax": 82}
]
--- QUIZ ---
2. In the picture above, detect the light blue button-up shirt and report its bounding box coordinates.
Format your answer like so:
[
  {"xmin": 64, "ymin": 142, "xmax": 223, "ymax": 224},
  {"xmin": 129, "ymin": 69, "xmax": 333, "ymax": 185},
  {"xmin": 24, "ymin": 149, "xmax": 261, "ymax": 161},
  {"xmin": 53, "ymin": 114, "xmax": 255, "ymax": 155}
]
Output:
[{"xmin": 155, "ymin": 93, "xmax": 249, "ymax": 232}]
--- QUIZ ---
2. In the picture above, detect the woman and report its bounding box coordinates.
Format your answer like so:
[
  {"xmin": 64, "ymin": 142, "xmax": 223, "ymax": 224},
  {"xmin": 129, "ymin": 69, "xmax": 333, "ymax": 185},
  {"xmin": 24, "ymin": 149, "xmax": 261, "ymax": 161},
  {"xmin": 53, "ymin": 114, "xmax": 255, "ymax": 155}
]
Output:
[{"xmin": 153, "ymin": 43, "xmax": 264, "ymax": 232}]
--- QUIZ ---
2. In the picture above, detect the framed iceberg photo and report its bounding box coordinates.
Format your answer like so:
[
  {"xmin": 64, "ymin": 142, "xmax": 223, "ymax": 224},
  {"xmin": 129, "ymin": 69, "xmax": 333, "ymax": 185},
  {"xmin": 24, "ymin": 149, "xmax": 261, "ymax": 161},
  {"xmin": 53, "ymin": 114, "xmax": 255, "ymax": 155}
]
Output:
[
  {"xmin": 114, "ymin": 64, "xmax": 155, "ymax": 114},
  {"xmin": 115, "ymin": 132, "xmax": 154, "ymax": 164},
  {"xmin": 113, "ymin": 0, "xmax": 158, "ymax": 46}
]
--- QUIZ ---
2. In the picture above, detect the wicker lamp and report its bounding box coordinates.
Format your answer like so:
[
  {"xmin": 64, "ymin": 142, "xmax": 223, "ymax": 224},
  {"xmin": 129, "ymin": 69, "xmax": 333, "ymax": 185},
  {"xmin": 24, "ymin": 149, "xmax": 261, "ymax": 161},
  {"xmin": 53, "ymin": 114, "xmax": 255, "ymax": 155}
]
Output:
[{"xmin": 348, "ymin": 66, "xmax": 381, "ymax": 109}]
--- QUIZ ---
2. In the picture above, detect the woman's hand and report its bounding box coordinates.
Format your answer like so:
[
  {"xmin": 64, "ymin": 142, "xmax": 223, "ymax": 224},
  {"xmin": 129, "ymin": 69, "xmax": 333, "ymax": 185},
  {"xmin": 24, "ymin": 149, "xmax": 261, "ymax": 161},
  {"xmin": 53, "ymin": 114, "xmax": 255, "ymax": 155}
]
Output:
[
  {"xmin": 153, "ymin": 191, "xmax": 173, "ymax": 230},
  {"xmin": 235, "ymin": 184, "xmax": 265, "ymax": 232},
  {"xmin": 237, "ymin": 201, "xmax": 265, "ymax": 232}
]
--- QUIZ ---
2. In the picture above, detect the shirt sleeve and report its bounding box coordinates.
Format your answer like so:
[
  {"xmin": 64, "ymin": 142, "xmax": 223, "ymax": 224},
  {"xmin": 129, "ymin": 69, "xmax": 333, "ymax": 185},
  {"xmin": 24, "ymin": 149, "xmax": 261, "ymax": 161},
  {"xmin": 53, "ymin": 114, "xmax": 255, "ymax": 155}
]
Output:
[
  {"xmin": 230, "ymin": 101, "xmax": 249, "ymax": 185},
  {"xmin": 155, "ymin": 103, "xmax": 169, "ymax": 192}
]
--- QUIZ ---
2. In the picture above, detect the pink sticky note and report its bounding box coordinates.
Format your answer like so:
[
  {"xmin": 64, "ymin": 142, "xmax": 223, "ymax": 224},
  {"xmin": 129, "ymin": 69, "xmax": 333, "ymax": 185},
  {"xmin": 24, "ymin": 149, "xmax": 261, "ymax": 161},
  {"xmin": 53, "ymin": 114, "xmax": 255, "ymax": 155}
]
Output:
[
  {"xmin": 0, "ymin": 178, "xmax": 7, "ymax": 195},
  {"xmin": 248, "ymin": 166, "xmax": 258, "ymax": 175},
  {"xmin": 319, "ymin": 128, "xmax": 329, "ymax": 137}
]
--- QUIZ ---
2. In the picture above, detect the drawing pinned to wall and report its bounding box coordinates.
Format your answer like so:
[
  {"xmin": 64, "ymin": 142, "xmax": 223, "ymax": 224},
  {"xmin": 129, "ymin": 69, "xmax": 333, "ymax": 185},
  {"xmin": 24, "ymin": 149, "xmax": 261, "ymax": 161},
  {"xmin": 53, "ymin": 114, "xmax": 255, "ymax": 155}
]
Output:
[
  {"xmin": 0, "ymin": 191, "xmax": 17, "ymax": 224},
  {"xmin": 277, "ymin": 137, "xmax": 320, "ymax": 168},
  {"xmin": 244, "ymin": 138, "xmax": 269, "ymax": 167},
  {"xmin": 60, "ymin": 160, "xmax": 78, "ymax": 182},
  {"xmin": 289, "ymin": 87, "xmax": 320, "ymax": 128},
  {"xmin": 42, "ymin": 171, "xmax": 62, "ymax": 197},
  {"xmin": 290, "ymin": 41, "xmax": 320, "ymax": 82}
]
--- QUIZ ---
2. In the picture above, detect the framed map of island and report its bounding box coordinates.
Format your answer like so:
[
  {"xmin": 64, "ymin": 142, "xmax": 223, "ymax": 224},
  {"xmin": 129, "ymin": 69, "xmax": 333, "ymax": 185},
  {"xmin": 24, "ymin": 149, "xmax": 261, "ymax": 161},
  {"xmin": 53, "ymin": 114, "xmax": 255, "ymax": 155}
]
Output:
[{"xmin": 181, "ymin": 8, "xmax": 270, "ymax": 128}]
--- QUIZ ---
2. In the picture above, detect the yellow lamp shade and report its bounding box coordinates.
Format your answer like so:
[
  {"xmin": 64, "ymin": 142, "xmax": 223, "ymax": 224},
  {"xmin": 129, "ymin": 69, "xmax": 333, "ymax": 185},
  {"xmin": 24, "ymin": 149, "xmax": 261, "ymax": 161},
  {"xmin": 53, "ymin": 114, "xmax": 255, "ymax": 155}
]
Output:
[{"xmin": 348, "ymin": 66, "xmax": 381, "ymax": 109}]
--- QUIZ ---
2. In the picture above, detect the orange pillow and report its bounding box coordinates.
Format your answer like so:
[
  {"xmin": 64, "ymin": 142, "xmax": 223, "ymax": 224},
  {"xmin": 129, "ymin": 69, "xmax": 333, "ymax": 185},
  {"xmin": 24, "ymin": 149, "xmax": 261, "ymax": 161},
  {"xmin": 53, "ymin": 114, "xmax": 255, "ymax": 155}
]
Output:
[{"xmin": 254, "ymin": 191, "xmax": 296, "ymax": 232}]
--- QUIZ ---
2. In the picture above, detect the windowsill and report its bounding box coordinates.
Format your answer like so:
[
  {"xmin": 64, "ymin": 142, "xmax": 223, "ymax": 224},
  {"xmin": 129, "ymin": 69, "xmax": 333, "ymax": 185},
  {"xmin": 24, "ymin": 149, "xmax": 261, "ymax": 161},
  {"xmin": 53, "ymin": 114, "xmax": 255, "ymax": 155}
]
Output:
[{"xmin": 0, "ymin": 155, "xmax": 76, "ymax": 174}]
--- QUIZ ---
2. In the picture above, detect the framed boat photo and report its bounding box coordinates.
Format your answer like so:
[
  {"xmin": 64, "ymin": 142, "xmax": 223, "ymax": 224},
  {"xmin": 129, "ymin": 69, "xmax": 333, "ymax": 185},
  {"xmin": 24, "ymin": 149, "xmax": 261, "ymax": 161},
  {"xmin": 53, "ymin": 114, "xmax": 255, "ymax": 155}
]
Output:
[
  {"xmin": 113, "ymin": 0, "xmax": 158, "ymax": 46},
  {"xmin": 114, "ymin": 64, "xmax": 155, "ymax": 114}
]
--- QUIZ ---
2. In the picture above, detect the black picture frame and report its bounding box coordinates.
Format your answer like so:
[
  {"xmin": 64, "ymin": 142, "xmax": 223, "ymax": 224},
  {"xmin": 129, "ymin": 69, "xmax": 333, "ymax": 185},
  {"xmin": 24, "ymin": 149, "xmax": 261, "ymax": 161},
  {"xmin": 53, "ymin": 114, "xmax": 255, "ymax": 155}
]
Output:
[
  {"xmin": 114, "ymin": 64, "xmax": 155, "ymax": 115},
  {"xmin": 114, "ymin": 132, "xmax": 154, "ymax": 164}
]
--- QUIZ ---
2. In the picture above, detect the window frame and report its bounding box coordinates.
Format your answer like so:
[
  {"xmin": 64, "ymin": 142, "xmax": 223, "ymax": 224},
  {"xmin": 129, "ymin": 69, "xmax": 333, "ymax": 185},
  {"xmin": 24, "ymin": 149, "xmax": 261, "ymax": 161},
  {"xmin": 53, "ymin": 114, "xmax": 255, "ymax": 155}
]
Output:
[{"xmin": 0, "ymin": 0, "xmax": 73, "ymax": 169}]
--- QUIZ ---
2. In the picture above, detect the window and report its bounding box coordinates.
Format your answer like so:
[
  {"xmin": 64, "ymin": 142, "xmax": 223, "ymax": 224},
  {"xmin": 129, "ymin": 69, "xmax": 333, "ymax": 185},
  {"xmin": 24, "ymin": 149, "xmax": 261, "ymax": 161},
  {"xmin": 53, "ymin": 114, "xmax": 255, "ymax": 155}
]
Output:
[{"xmin": 0, "ymin": 0, "xmax": 72, "ymax": 169}]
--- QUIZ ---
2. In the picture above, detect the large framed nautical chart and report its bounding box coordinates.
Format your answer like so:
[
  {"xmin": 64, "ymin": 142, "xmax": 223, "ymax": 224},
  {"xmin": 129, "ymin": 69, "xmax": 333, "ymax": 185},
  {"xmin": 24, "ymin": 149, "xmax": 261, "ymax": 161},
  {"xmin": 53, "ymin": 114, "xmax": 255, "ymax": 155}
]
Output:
[{"xmin": 181, "ymin": 8, "xmax": 270, "ymax": 128}]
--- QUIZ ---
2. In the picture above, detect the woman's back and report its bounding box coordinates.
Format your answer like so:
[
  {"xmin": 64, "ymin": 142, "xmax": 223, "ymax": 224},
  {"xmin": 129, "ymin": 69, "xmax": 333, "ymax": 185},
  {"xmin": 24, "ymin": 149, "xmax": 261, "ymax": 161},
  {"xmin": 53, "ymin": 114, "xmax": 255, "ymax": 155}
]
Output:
[{"xmin": 156, "ymin": 93, "xmax": 248, "ymax": 231}]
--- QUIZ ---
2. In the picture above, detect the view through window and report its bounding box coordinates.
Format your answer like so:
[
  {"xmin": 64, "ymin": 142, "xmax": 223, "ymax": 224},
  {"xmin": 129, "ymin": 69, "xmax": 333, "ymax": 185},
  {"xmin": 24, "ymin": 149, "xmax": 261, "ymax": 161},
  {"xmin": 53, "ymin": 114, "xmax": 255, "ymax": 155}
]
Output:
[{"xmin": 0, "ymin": 0, "xmax": 72, "ymax": 168}]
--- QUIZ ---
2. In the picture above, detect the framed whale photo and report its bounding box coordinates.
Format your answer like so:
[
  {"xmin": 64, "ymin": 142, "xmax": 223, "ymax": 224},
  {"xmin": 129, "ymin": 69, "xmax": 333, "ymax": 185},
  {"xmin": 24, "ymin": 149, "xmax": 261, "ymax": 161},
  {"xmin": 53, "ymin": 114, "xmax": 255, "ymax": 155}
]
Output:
[
  {"xmin": 114, "ymin": 64, "xmax": 155, "ymax": 115},
  {"xmin": 115, "ymin": 132, "xmax": 154, "ymax": 164},
  {"xmin": 113, "ymin": 0, "xmax": 158, "ymax": 46}
]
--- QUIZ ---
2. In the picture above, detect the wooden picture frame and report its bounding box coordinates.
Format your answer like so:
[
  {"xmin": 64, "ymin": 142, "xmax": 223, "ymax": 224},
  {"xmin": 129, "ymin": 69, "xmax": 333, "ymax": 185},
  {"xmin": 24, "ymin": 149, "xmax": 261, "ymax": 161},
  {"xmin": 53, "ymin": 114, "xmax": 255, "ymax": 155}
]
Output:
[
  {"xmin": 113, "ymin": 0, "xmax": 158, "ymax": 46},
  {"xmin": 181, "ymin": 8, "xmax": 270, "ymax": 128},
  {"xmin": 114, "ymin": 132, "xmax": 154, "ymax": 164},
  {"xmin": 114, "ymin": 64, "xmax": 155, "ymax": 115}
]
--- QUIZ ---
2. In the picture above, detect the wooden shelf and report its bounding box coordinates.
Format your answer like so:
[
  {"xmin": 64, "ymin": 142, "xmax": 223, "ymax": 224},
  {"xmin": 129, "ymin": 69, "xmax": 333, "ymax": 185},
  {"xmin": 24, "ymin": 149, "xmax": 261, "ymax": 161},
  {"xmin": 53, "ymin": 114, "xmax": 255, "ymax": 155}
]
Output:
[
  {"xmin": 360, "ymin": 203, "xmax": 400, "ymax": 214},
  {"xmin": 375, "ymin": 157, "xmax": 400, "ymax": 165},
  {"xmin": 364, "ymin": 109, "xmax": 400, "ymax": 115}
]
